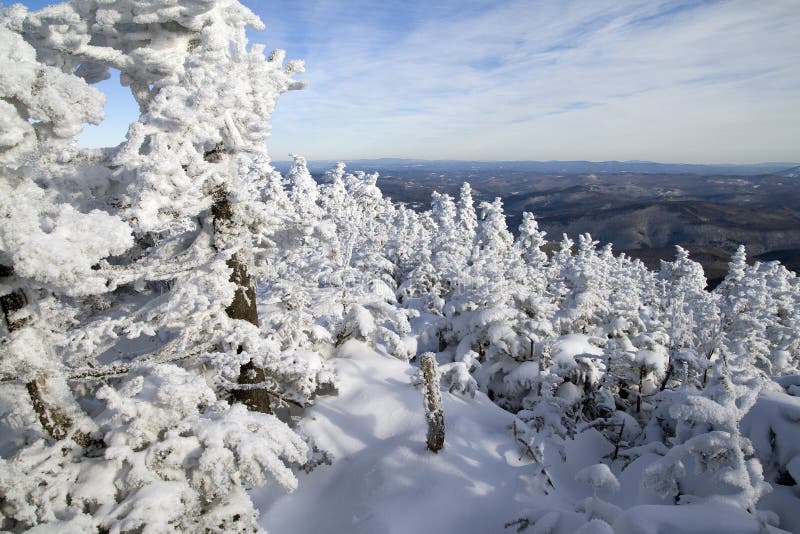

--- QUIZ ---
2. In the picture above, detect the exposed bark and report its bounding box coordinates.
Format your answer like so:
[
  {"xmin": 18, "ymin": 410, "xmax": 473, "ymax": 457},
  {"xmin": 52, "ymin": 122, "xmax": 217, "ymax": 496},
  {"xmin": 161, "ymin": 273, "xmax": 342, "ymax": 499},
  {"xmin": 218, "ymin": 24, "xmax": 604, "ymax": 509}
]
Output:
[
  {"xmin": 208, "ymin": 145, "xmax": 272, "ymax": 414},
  {"xmin": 1, "ymin": 266, "xmax": 91, "ymax": 444},
  {"xmin": 334, "ymin": 329, "xmax": 352, "ymax": 347},
  {"xmin": 637, "ymin": 366, "xmax": 645, "ymax": 413},
  {"xmin": 25, "ymin": 375, "xmax": 95, "ymax": 447},
  {"xmin": 421, "ymin": 352, "xmax": 445, "ymax": 452},
  {"xmin": 659, "ymin": 357, "xmax": 674, "ymax": 391},
  {"xmin": 226, "ymin": 256, "xmax": 272, "ymax": 414},
  {"xmin": 1, "ymin": 288, "xmax": 29, "ymax": 331},
  {"xmin": 612, "ymin": 420, "xmax": 625, "ymax": 460},
  {"xmin": 24, "ymin": 376, "xmax": 70, "ymax": 441}
]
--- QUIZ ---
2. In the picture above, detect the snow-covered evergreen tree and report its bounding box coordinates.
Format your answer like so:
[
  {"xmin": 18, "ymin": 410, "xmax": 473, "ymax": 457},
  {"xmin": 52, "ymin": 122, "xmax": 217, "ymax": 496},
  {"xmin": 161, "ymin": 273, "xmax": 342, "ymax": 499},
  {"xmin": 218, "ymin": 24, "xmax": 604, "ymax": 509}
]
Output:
[
  {"xmin": 0, "ymin": 11, "xmax": 133, "ymax": 449},
  {"xmin": 515, "ymin": 211, "xmax": 549, "ymax": 275},
  {"xmin": 0, "ymin": 2, "xmax": 323, "ymax": 531},
  {"xmin": 455, "ymin": 182, "xmax": 478, "ymax": 264}
]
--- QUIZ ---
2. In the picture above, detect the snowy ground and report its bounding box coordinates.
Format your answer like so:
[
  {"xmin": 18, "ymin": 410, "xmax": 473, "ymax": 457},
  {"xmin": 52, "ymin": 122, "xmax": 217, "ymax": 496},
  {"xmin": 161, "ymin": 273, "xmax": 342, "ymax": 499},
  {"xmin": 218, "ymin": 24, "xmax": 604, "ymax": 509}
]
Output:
[
  {"xmin": 253, "ymin": 340, "xmax": 794, "ymax": 534},
  {"xmin": 255, "ymin": 340, "xmax": 538, "ymax": 534}
]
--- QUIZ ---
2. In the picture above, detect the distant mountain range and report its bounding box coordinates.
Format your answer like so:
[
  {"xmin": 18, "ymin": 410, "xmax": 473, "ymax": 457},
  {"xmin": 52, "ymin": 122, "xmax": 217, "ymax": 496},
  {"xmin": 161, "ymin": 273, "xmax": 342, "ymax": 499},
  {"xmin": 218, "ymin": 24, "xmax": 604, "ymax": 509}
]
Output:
[
  {"xmin": 777, "ymin": 165, "xmax": 800, "ymax": 178},
  {"xmin": 273, "ymin": 158, "xmax": 800, "ymax": 177}
]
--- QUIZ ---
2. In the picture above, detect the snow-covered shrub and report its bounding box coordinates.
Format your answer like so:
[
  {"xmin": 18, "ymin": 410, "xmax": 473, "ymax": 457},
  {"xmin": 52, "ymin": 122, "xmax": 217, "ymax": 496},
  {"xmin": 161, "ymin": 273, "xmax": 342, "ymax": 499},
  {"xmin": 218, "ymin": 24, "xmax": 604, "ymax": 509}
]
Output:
[{"xmin": 642, "ymin": 368, "xmax": 770, "ymax": 510}]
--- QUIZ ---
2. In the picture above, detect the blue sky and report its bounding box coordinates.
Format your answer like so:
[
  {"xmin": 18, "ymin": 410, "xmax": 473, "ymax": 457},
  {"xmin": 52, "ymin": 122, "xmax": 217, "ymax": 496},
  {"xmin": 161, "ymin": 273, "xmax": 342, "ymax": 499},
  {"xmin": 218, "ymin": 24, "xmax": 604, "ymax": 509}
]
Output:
[{"xmin": 16, "ymin": 0, "xmax": 800, "ymax": 163}]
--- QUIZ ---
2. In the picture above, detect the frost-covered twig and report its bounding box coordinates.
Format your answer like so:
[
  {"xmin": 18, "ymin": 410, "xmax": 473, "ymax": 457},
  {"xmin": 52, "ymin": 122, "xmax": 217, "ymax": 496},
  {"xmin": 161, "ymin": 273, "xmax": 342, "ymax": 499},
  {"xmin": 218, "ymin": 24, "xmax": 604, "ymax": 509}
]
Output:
[
  {"xmin": 0, "ymin": 338, "xmax": 211, "ymax": 383},
  {"xmin": 69, "ymin": 336, "xmax": 210, "ymax": 379},
  {"xmin": 97, "ymin": 238, "xmax": 220, "ymax": 286}
]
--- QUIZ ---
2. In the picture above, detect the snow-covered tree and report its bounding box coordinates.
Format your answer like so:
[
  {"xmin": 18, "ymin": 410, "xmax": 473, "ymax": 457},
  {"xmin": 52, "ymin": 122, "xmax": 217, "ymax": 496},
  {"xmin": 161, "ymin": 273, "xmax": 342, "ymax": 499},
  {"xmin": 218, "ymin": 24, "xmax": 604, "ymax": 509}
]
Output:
[
  {"xmin": 0, "ymin": 15, "xmax": 132, "ymax": 448},
  {"xmin": 0, "ymin": 2, "xmax": 324, "ymax": 531},
  {"xmin": 286, "ymin": 154, "xmax": 321, "ymax": 219},
  {"xmin": 515, "ymin": 211, "xmax": 549, "ymax": 275},
  {"xmin": 455, "ymin": 182, "xmax": 478, "ymax": 262},
  {"xmin": 643, "ymin": 367, "xmax": 771, "ymax": 511},
  {"xmin": 429, "ymin": 191, "xmax": 462, "ymax": 300}
]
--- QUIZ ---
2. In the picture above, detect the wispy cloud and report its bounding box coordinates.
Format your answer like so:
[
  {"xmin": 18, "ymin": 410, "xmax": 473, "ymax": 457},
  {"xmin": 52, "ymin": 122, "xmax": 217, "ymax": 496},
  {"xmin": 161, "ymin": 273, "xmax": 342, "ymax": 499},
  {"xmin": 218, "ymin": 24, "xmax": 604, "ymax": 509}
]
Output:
[
  {"xmin": 20, "ymin": 0, "xmax": 792, "ymax": 162},
  {"xmin": 258, "ymin": 0, "xmax": 800, "ymax": 163}
]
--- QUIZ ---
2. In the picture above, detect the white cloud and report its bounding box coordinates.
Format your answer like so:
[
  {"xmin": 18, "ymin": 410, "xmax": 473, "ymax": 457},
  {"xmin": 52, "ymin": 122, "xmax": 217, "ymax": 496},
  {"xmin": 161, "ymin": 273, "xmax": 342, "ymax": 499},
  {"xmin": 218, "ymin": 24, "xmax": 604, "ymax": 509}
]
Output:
[{"xmin": 263, "ymin": 0, "xmax": 800, "ymax": 163}]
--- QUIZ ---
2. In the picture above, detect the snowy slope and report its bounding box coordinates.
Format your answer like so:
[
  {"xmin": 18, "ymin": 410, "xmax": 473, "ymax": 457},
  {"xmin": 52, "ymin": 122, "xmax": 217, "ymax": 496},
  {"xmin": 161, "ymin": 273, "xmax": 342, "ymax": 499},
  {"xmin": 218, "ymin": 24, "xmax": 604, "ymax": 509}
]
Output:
[
  {"xmin": 253, "ymin": 340, "xmax": 794, "ymax": 534},
  {"xmin": 256, "ymin": 340, "xmax": 538, "ymax": 534}
]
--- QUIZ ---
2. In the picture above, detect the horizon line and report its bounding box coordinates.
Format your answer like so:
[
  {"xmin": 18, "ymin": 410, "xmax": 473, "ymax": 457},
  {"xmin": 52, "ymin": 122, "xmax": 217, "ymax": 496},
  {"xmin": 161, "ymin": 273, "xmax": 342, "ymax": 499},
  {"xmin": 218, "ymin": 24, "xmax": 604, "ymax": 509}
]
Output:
[{"xmin": 270, "ymin": 157, "xmax": 800, "ymax": 167}]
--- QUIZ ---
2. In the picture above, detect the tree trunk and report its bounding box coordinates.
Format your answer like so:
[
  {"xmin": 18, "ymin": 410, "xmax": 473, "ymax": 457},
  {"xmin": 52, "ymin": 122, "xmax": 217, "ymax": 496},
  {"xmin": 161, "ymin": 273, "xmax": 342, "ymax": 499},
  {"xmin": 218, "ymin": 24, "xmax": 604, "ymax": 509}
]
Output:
[
  {"xmin": 1, "ymin": 267, "xmax": 92, "ymax": 445},
  {"xmin": 637, "ymin": 366, "xmax": 645, "ymax": 413},
  {"xmin": 0, "ymin": 285, "xmax": 29, "ymax": 332},
  {"xmin": 421, "ymin": 353, "xmax": 445, "ymax": 452},
  {"xmin": 438, "ymin": 330, "xmax": 447, "ymax": 352},
  {"xmin": 226, "ymin": 254, "xmax": 272, "ymax": 413},
  {"xmin": 659, "ymin": 357, "xmax": 674, "ymax": 391},
  {"xmin": 208, "ymin": 145, "xmax": 272, "ymax": 414},
  {"xmin": 25, "ymin": 374, "xmax": 69, "ymax": 441}
]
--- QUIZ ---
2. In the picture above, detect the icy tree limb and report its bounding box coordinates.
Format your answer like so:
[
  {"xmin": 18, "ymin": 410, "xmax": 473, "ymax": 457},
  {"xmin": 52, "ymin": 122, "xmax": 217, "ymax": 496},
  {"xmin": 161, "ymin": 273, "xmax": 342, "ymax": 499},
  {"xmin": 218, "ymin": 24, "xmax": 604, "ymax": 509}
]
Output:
[
  {"xmin": 0, "ymin": 336, "xmax": 210, "ymax": 384},
  {"xmin": 24, "ymin": 374, "xmax": 96, "ymax": 447},
  {"xmin": 95, "ymin": 230, "xmax": 216, "ymax": 287},
  {"xmin": 24, "ymin": 375, "xmax": 71, "ymax": 441},
  {"xmin": 1, "ymin": 268, "xmax": 93, "ymax": 445},
  {"xmin": 420, "ymin": 352, "xmax": 445, "ymax": 452},
  {"xmin": 65, "ymin": 337, "xmax": 212, "ymax": 380}
]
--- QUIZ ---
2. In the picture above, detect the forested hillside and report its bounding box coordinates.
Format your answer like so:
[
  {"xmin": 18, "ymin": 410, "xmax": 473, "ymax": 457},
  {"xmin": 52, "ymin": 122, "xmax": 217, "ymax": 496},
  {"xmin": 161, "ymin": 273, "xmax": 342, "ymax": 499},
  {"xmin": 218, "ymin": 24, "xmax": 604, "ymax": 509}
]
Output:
[{"xmin": 1, "ymin": 2, "xmax": 799, "ymax": 533}]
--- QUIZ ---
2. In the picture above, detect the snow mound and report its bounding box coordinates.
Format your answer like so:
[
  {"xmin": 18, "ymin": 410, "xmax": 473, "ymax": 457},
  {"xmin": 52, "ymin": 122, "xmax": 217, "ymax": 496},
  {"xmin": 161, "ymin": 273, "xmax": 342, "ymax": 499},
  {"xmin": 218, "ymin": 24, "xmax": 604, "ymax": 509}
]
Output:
[
  {"xmin": 256, "ymin": 341, "xmax": 536, "ymax": 534},
  {"xmin": 552, "ymin": 333, "xmax": 604, "ymax": 367},
  {"xmin": 613, "ymin": 502, "xmax": 786, "ymax": 534},
  {"xmin": 576, "ymin": 463, "xmax": 621, "ymax": 493}
]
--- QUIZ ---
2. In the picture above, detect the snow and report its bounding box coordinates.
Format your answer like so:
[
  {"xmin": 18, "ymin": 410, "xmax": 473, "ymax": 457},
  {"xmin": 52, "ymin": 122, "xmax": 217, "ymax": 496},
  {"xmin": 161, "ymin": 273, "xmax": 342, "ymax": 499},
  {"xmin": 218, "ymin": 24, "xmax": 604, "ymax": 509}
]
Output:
[
  {"xmin": 634, "ymin": 349, "xmax": 666, "ymax": 371},
  {"xmin": 742, "ymin": 388, "xmax": 800, "ymax": 473},
  {"xmin": 256, "ymin": 341, "xmax": 537, "ymax": 534},
  {"xmin": 613, "ymin": 501, "xmax": 787, "ymax": 534},
  {"xmin": 552, "ymin": 333, "xmax": 604, "ymax": 367},
  {"xmin": 577, "ymin": 518, "xmax": 616, "ymax": 534},
  {"xmin": 576, "ymin": 463, "xmax": 621, "ymax": 493}
]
